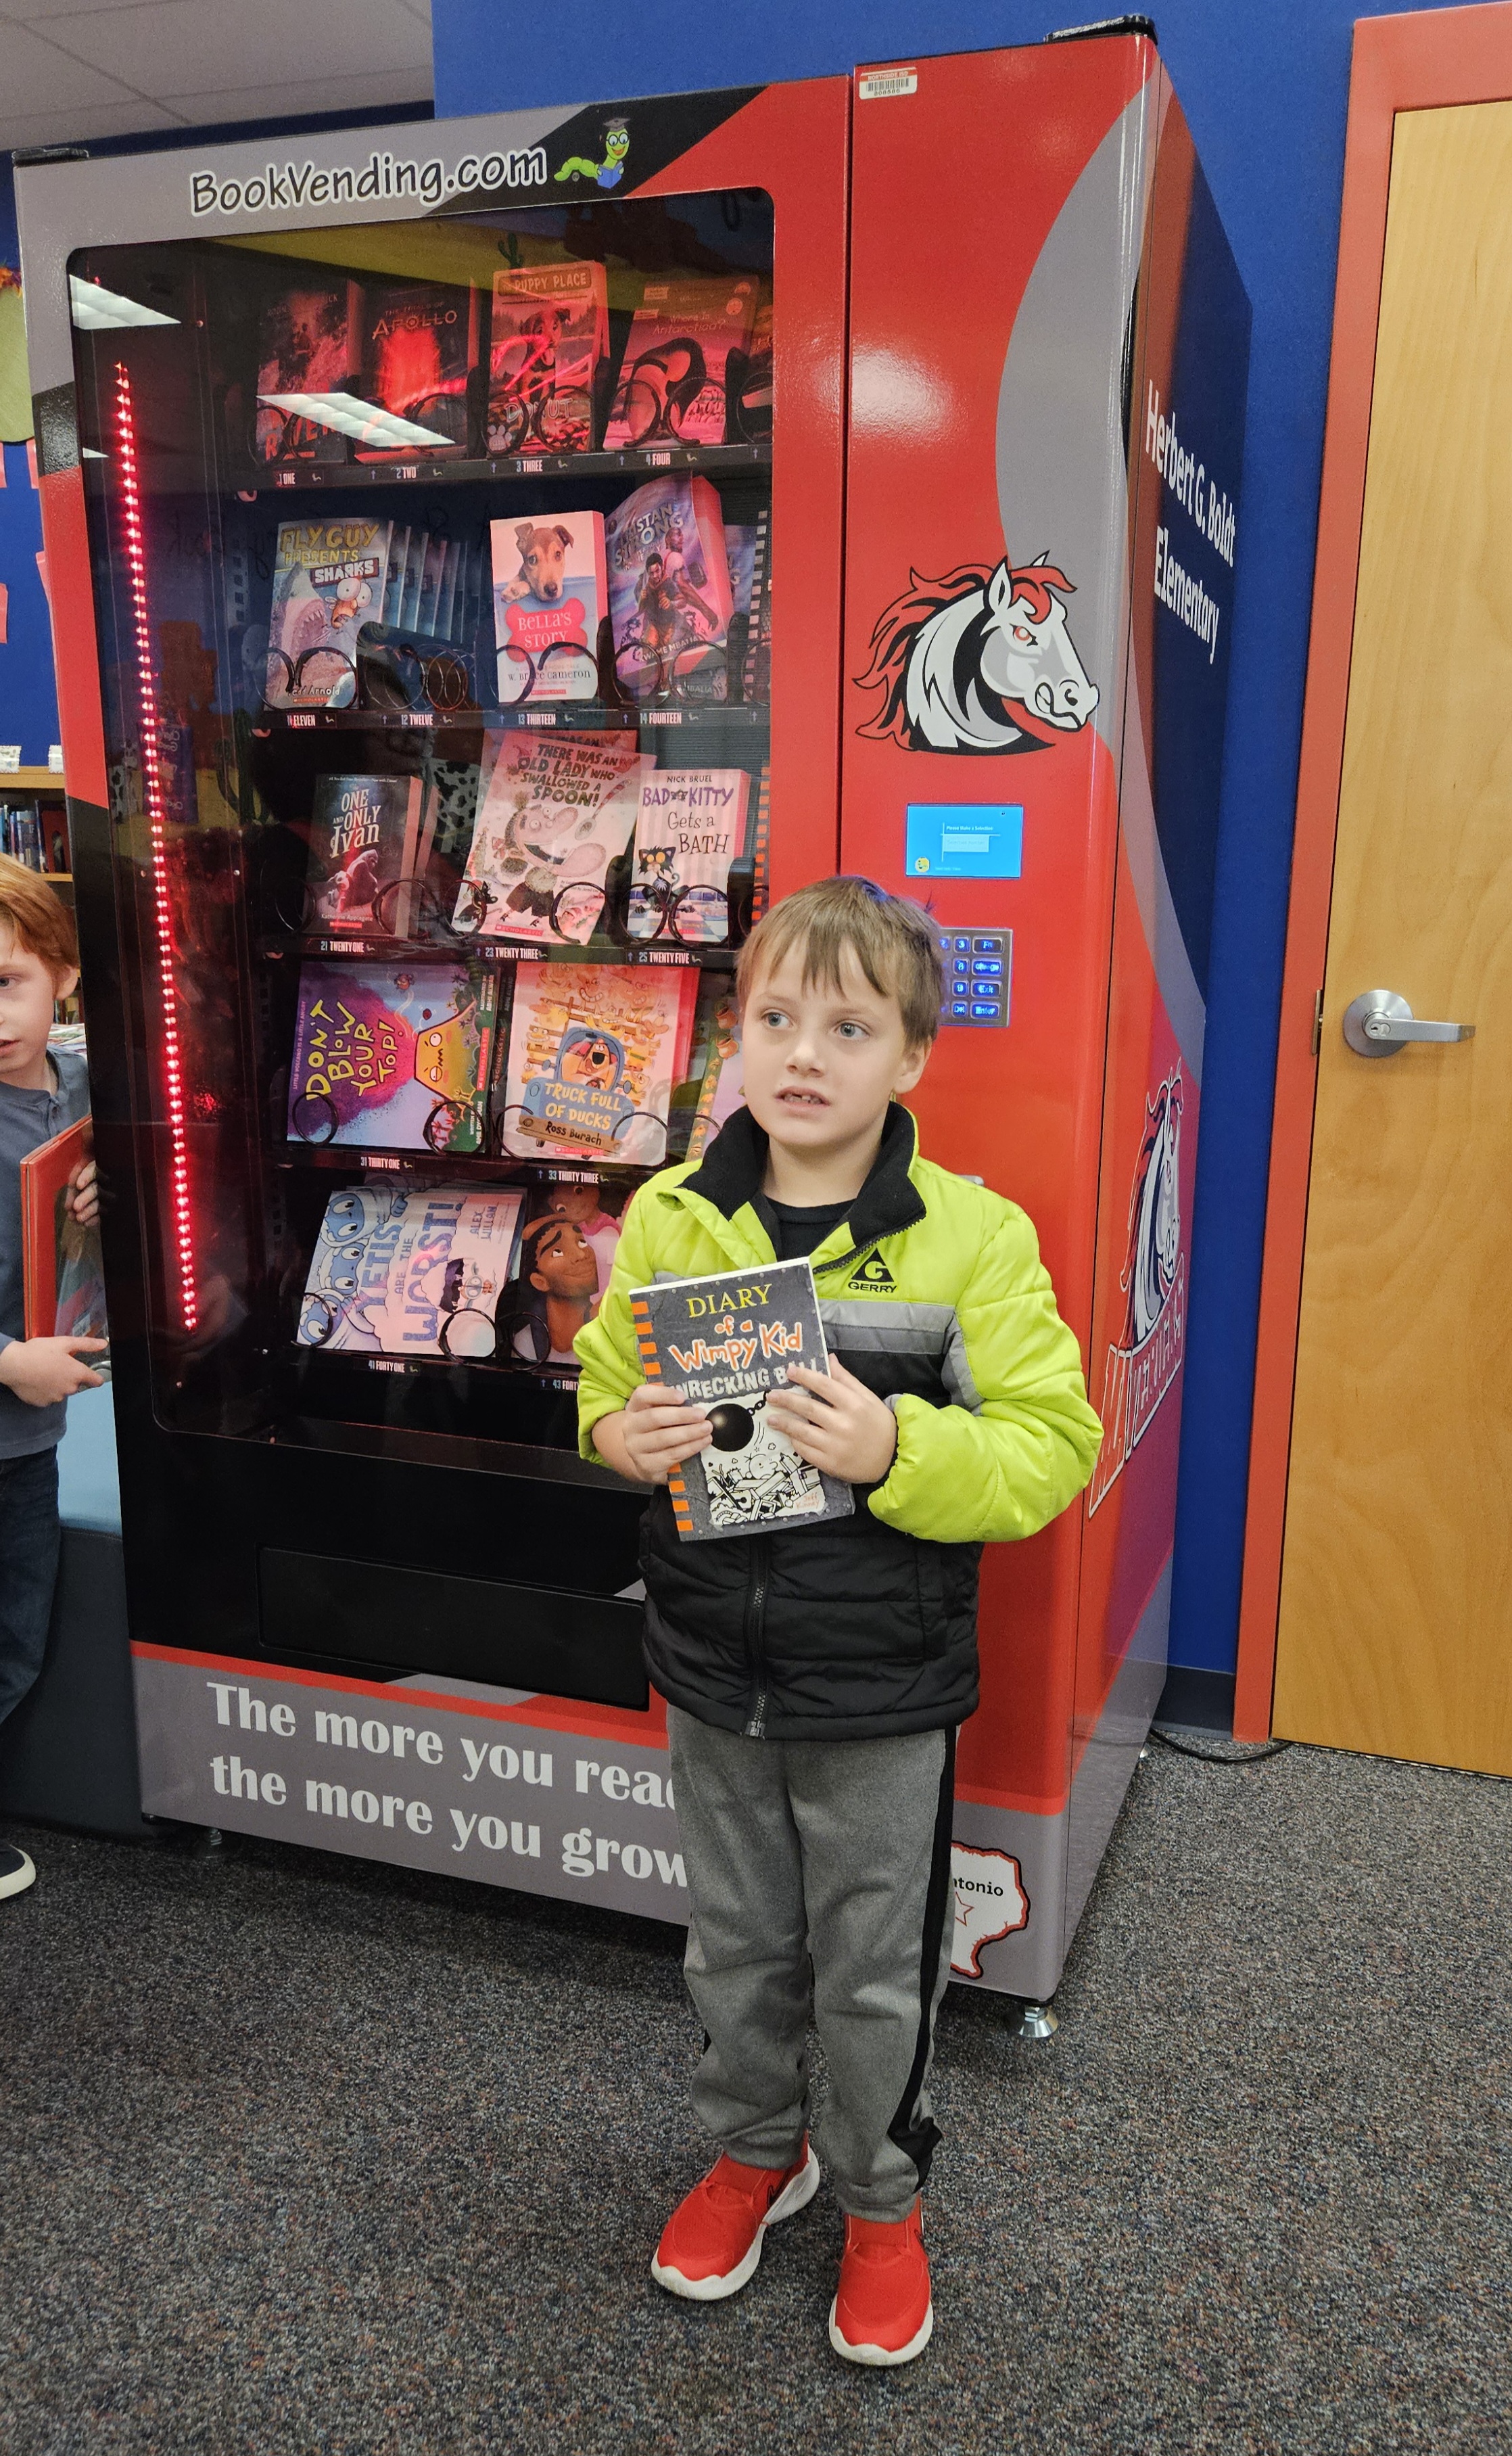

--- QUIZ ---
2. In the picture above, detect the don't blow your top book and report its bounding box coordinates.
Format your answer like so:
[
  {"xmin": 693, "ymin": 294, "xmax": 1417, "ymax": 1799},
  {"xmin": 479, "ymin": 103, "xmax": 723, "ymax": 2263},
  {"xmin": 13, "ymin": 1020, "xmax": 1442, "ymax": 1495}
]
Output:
[{"xmin": 629, "ymin": 1257, "xmax": 853, "ymax": 1541}]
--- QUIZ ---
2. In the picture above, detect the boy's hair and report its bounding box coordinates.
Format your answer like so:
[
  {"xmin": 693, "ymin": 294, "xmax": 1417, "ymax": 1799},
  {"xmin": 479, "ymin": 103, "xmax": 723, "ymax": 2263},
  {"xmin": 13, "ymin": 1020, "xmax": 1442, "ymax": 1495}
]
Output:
[
  {"xmin": 736, "ymin": 877, "xmax": 944, "ymax": 1050},
  {"xmin": 0, "ymin": 854, "xmax": 78, "ymax": 982}
]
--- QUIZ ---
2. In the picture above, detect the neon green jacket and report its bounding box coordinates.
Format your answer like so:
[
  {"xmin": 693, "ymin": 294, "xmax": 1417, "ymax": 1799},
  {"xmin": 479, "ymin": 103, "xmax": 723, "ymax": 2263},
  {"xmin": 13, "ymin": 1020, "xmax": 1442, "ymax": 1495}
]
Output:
[{"xmin": 575, "ymin": 1103, "xmax": 1103, "ymax": 1739}]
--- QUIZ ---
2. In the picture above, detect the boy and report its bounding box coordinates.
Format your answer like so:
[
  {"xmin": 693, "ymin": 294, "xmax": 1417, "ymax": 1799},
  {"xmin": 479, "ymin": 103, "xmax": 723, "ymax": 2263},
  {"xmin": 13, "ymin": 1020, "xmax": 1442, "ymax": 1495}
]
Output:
[
  {"xmin": 0, "ymin": 856, "xmax": 105, "ymax": 1903},
  {"xmin": 575, "ymin": 877, "xmax": 1102, "ymax": 2365}
]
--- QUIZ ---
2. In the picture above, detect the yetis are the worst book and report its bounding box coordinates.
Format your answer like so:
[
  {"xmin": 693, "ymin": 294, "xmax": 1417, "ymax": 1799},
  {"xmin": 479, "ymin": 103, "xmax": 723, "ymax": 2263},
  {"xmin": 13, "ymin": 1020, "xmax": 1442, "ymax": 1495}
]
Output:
[{"xmin": 630, "ymin": 1259, "xmax": 853, "ymax": 1541}]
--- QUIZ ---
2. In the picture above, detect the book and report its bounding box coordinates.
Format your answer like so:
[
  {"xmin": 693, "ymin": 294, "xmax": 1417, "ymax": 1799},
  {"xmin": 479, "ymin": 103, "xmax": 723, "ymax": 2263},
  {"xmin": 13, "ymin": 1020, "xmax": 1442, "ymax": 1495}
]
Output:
[
  {"xmin": 628, "ymin": 767, "xmax": 751, "ymax": 945},
  {"xmin": 605, "ymin": 476, "xmax": 734, "ymax": 703},
  {"xmin": 253, "ymin": 277, "xmax": 362, "ymax": 463},
  {"xmin": 297, "ymin": 1182, "xmax": 525, "ymax": 1359},
  {"xmin": 266, "ymin": 519, "xmax": 392, "ymax": 712},
  {"xmin": 684, "ymin": 988, "xmax": 744, "ymax": 1163},
  {"xmin": 500, "ymin": 963, "xmax": 698, "ymax": 1165},
  {"xmin": 488, "ymin": 260, "xmax": 608, "ymax": 455},
  {"xmin": 498, "ymin": 1178, "xmax": 625, "ymax": 1366},
  {"xmin": 306, "ymin": 774, "xmax": 425, "ymax": 937},
  {"xmin": 416, "ymin": 534, "xmax": 448, "ymax": 638},
  {"xmin": 287, "ymin": 960, "xmax": 498, "ymax": 1154},
  {"xmin": 398, "ymin": 526, "xmax": 426, "ymax": 631},
  {"xmin": 603, "ymin": 272, "xmax": 759, "ymax": 448},
  {"xmin": 629, "ymin": 1257, "xmax": 853, "ymax": 1540},
  {"xmin": 453, "ymin": 731, "xmax": 650, "ymax": 945},
  {"xmin": 491, "ymin": 511, "xmax": 606, "ymax": 704},
  {"xmin": 20, "ymin": 1116, "xmax": 109, "ymax": 1365},
  {"xmin": 355, "ymin": 281, "xmax": 477, "ymax": 458},
  {"xmin": 381, "ymin": 524, "xmax": 409, "ymax": 628}
]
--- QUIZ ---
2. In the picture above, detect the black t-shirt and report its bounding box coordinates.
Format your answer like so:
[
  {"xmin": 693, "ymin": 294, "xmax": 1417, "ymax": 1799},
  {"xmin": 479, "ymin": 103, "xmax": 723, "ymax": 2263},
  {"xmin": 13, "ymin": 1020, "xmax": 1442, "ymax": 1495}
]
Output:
[{"xmin": 768, "ymin": 1199, "xmax": 849, "ymax": 1261}]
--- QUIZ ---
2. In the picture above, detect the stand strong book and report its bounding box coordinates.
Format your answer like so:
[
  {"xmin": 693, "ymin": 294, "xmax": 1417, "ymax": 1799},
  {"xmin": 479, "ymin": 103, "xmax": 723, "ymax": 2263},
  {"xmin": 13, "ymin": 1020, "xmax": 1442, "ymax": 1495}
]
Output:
[{"xmin": 630, "ymin": 1257, "xmax": 853, "ymax": 1541}]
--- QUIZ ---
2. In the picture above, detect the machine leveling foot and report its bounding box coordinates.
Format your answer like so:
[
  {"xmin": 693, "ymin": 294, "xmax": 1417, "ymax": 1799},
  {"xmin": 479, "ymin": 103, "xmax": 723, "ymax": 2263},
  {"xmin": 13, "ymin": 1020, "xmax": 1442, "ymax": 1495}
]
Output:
[{"xmin": 1011, "ymin": 2001, "xmax": 1058, "ymax": 2041}]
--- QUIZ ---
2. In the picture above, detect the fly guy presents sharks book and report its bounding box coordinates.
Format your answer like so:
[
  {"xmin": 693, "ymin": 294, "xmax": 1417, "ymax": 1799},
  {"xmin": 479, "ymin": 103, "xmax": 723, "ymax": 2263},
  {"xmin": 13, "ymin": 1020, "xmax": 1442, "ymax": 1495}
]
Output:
[{"xmin": 630, "ymin": 1258, "xmax": 853, "ymax": 1540}]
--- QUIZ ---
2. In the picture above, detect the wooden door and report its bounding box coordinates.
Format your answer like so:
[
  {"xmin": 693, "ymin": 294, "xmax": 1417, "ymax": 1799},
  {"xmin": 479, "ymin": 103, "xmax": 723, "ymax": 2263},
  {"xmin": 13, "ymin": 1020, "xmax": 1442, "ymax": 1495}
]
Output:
[{"xmin": 1273, "ymin": 99, "xmax": 1512, "ymax": 1775}]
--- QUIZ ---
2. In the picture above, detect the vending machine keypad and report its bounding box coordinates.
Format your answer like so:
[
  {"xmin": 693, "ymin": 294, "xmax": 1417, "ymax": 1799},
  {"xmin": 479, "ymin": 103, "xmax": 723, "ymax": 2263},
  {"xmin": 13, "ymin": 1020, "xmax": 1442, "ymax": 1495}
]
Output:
[{"xmin": 939, "ymin": 929, "xmax": 1012, "ymax": 1027}]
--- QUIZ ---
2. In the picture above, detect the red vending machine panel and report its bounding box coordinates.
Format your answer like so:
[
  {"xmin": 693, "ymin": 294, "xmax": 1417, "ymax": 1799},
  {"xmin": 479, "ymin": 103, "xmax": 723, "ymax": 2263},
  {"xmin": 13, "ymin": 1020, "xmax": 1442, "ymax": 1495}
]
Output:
[{"xmin": 843, "ymin": 39, "xmax": 1247, "ymax": 1995}]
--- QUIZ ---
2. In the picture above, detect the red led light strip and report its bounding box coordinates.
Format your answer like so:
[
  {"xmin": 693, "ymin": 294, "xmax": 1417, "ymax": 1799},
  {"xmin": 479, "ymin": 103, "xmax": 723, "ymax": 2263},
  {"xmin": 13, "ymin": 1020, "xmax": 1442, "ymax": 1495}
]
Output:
[{"xmin": 113, "ymin": 361, "xmax": 198, "ymax": 1331}]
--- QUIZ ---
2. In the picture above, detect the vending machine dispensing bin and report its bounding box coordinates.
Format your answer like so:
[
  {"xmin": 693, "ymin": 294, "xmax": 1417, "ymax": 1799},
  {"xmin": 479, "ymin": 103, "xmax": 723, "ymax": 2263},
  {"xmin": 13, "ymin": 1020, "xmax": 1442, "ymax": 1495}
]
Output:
[{"xmin": 17, "ymin": 31, "xmax": 1246, "ymax": 2001}]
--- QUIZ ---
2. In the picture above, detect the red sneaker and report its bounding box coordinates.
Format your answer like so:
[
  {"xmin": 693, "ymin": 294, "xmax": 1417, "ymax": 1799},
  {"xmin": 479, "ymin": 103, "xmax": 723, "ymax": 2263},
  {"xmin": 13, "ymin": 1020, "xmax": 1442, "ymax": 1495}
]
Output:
[
  {"xmin": 828, "ymin": 2201, "xmax": 933, "ymax": 2365},
  {"xmin": 652, "ymin": 2140, "xmax": 820, "ymax": 2302}
]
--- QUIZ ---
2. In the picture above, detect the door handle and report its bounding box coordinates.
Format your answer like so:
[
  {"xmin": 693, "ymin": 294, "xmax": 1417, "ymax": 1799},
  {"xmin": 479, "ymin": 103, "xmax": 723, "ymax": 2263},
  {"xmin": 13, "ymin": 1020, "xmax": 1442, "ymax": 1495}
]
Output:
[{"xmin": 1342, "ymin": 989, "xmax": 1476, "ymax": 1058}]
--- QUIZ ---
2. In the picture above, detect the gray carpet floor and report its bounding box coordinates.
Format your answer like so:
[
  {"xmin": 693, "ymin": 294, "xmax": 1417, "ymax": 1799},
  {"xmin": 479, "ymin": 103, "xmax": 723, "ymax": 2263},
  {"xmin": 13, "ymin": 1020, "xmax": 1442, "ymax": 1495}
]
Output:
[{"xmin": 1, "ymin": 1738, "xmax": 1508, "ymax": 2455}]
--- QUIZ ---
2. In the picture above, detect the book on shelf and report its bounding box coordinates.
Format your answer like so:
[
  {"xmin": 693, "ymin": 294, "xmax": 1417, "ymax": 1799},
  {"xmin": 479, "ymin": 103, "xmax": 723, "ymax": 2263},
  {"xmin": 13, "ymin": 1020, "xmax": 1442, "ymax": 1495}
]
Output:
[
  {"xmin": 488, "ymin": 260, "xmax": 608, "ymax": 455},
  {"xmin": 297, "ymin": 1182, "xmax": 525, "ymax": 1359},
  {"xmin": 603, "ymin": 272, "xmax": 759, "ymax": 449},
  {"xmin": 490, "ymin": 511, "xmax": 606, "ymax": 704},
  {"xmin": 380, "ymin": 524, "xmax": 409, "ymax": 628},
  {"xmin": 20, "ymin": 1115, "xmax": 109, "ymax": 1366},
  {"xmin": 1, "ymin": 805, "xmax": 45, "ymax": 869},
  {"xmin": 415, "ymin": 534, "xmax": 448, "ymax": 636},
  {"xmin": 629, "ymin": 1257, "xmax": 853, "ymax": 1541},
  {"xmin": 266, "ymin": 519, "xmax": 392, "ymax": 712},
  {"xmin": 498, "ymin": 1177, "xmax": 627, "ymax": 1367},
  {"xmin": 628, "ymin": 767, "xmax": 751, "ymax": 946},
  {"xmin": 683, "ymin": 986, "xmax": 744, "ymax": 1163},
  {"xmin": 306, "ymin": 773, "xmax": 425, "ymax": 937},
  {"xmin": 500, "ymin": 962, "xmax": 698, "ymax": 1165},
  {"xmin": 253, "ymin": 277, "xmax": 362, "ymax": 463},
  {"xmin": 287, "ymin": 958, "xmax": 498, "ymax": 1154},
  {"xmin": 605, "ymin": 475, "xmax": 734, "ymax": 703},
  {"xmin": 452, "ymin": 730, "xmax": 650, "ymax": 946},
  {"xmin": 355, "ymin": 280, "xmax": 479, "ymax": 458}
]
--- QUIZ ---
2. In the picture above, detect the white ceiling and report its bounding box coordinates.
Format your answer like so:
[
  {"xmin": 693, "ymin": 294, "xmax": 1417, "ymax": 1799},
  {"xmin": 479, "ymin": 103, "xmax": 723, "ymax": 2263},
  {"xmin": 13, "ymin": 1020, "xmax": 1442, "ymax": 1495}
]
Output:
[{"xmin": 0, "ymin": 0, "xmax": 433, "ymax": 154}]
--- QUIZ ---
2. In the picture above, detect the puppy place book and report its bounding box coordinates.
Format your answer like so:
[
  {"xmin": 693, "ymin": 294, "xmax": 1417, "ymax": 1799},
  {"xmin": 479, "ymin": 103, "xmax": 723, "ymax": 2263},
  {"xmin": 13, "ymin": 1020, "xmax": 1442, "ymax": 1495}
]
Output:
[{"xmin": 630, "ymin": 1258, "xmax": 854, "ymax": 1541}]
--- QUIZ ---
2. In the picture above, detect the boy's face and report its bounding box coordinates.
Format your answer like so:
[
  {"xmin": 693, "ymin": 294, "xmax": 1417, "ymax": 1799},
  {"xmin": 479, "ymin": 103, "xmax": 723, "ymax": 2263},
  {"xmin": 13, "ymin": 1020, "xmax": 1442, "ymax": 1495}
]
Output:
[
  {"xmin": 0, "ymin": 923, "xmax": 75, "ymax": 1091},
  {"xmin": 741, "ymin": 945, "xmax": 928, "ymax": 1165},
  {"xmin": 546, "ymin": 1184, "xmax": 600, "ymax": 1224}
]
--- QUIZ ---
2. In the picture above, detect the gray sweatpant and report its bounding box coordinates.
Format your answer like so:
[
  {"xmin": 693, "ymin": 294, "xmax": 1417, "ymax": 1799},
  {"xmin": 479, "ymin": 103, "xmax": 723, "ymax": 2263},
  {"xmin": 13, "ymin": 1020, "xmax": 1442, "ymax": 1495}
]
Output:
[{"xmin": 666, "ymin": 1705, "xmax": 957, "ymax": 2222}]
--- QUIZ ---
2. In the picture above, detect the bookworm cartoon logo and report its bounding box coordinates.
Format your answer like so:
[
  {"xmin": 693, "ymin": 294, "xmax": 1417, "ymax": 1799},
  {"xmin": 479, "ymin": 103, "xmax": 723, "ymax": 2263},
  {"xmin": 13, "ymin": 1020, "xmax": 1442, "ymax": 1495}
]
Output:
[
  {"xmin": 856, "ymin": 555, "xmax": 1098, "ymax": 754},
  {"xmin": 1088, "ymin": 1070, "xmax": 1186, "ymax": 1514},
  {"xmin": 554, "ymin": 120, "xmax": 631, "ymax": 191}
]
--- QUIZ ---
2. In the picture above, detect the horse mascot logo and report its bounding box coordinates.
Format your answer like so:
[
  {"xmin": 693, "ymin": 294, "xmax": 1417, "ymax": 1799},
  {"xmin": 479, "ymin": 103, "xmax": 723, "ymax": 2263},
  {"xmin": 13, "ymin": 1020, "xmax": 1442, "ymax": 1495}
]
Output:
[
  {"xmin": 1088, "ymin": 1070, "xmax": 1187, "ymax": 1514},
  {"xmin": 855, "ymin": 553, "xmax": 1099, "ymax": 754}
]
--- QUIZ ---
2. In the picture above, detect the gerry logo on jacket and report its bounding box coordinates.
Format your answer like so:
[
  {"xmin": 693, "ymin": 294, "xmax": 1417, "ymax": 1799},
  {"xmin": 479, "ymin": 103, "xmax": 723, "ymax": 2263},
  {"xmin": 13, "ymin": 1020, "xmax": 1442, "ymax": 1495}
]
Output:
[
  {"xmin": 845, "ymin": 1252, "xmax": 896, "ymax": 1293},
  {"xmin": 1087, "ymin": 1069, "xmax": 1185, "ymax": 1514}
]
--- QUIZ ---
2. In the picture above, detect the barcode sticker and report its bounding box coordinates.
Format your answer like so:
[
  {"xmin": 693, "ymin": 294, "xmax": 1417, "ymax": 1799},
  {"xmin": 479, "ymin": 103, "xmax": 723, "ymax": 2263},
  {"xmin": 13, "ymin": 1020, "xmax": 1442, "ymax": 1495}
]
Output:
[{"xmin": 859, "ymin": 66, "xmax": 918, "ymax": 98}]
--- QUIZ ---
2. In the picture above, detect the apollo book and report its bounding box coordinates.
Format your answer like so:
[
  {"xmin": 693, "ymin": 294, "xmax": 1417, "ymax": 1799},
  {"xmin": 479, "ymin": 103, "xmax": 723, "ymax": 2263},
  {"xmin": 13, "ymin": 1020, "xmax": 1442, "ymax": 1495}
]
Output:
[
  {"xmin": 356, "ymin": 279, "xmax": 479, "ymax": 458},
  {"xmin": 266, "ymin": 518, "xmax": 392, "ymax": 710},
  {"xmin": 500, "ymin": 961, "xmax": 697, "ymax": 1165},
  {"xmin": 20, "ymin": 1116, "xmax": 109, "ymax": 1366},
  {"xmin": 296, "ymin": 1183, "xmax": 523, "ymax": 1358},
  {"xmin": 630, "ymin": 1258, "xmax": 853, "ymax": 1541},
  {"xmin": 286, "ymin": 959, "xmax": 498, "ymax": 1154}
]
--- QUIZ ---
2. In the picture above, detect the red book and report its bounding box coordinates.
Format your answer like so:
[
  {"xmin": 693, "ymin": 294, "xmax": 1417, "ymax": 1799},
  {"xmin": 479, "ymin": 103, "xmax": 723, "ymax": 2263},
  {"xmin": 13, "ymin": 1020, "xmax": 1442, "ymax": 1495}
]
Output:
[{"xmin": 20, "ymin": 1114, "xmax": 109, "ymax": 1354}]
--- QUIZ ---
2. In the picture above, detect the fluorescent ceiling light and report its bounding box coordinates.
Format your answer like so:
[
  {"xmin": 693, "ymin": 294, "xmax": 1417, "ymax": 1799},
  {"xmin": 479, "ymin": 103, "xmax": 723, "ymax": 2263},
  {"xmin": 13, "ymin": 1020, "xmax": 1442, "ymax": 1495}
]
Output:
[
  {"xmin": 258, "ymin": 392, "xmax": 455, "ymax": 450},
  {"xmin": 69, "ymin": 275, "xmax": 178, "ymax": 331}
]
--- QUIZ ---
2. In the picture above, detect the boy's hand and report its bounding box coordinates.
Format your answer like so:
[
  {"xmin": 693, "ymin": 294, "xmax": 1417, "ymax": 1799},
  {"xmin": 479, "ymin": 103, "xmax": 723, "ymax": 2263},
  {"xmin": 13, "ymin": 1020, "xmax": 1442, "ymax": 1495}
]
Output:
[
  {"xmin": 66, "ymin": 1157, "xmax": 99, "ymax": 1229},
  {"xmin": 594, "ymin": 1380, "xmax": 713, "ymax": 1486},
  {"xmin": 0, "ymin": 1336, "xmax": 108, "ymax": 1406},
  {"xmin": 765, "ymin": 1356, "xmax": 898, "ymax": 1485}
]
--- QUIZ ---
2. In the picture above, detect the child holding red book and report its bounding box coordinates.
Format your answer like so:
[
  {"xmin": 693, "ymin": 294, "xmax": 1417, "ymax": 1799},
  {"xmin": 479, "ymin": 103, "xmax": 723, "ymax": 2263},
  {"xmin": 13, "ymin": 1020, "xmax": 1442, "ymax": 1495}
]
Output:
[
  {"xmin": 575, "ymin": 877, "xmax": 1101, "ymax": 2364},
  {"xmin": 0, "ymin": 858, "xmax": 104, "ymax": 1902}
]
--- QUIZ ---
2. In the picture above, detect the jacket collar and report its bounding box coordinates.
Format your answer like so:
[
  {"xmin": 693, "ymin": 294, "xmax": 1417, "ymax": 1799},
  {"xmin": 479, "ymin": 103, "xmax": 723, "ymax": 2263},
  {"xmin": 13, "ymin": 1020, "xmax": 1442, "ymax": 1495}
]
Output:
[{"xmin": 678, "ymin": 1100, "xmax": 927, "ymax": 1255}]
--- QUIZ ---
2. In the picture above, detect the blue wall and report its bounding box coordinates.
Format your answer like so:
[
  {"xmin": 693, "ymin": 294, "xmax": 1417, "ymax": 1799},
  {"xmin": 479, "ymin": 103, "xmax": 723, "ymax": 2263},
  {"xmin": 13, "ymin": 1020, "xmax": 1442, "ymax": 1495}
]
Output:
[
  {"xmin": 432, "ymin": 0, "xmax": 1460, "ymax": 1694},
  {"xmin": 0, "ymin": 162, "xmax": 61, "ymax": 764}
]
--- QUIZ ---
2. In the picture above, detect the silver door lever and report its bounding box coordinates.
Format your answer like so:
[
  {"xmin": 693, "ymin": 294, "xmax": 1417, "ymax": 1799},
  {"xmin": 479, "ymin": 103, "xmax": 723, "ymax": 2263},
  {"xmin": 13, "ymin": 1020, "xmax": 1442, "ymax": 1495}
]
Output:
[{"xmin": 1342, "ymin": 990, "xmax": 1475, "ymax": 1058}]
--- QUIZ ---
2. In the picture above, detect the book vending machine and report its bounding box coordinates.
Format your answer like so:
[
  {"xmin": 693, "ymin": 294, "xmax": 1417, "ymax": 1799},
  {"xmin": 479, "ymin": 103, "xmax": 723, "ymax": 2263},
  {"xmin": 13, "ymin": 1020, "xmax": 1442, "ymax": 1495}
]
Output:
[{"xmin": 16, "ymin": 28, "xmax": 1246, "ymax": 2005}]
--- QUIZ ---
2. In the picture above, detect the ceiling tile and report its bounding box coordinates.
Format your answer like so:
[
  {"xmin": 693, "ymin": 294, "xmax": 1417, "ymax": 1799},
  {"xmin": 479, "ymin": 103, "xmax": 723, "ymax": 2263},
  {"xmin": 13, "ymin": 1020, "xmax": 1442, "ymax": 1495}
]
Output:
[
  {"xmin": 0, "ymin": 96, "xmax": 181, "ymax": 149},
  {"xmin": 160, "ymin": 68, "xmax": 433, "ymax": 124},
  {"xmin": 0, "ymin": 16, "xmax": 146, "ymax": 106},
  {"xmin": 34, "ymin": 0, "xmax": 432, "ymax": 89}
]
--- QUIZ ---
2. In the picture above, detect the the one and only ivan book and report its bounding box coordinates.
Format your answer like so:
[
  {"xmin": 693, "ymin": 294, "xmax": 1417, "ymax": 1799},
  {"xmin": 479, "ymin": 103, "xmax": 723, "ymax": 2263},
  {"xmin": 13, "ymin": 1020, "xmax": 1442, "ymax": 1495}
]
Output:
[{"xmin": 630, "ymin": 1257, "xmax": 853, "ymax": 1540}]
